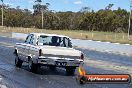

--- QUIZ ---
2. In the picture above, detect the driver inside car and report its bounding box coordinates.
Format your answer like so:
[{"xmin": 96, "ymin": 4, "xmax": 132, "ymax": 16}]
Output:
[{"xmin": 50, "ymin": 36, "xmax": 60, "ymax": 46}]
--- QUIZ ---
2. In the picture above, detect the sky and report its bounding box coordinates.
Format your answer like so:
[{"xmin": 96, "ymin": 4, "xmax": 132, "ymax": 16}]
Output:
[{"xmin": 0, "ymin": 0, "xmax": 131, "ymax": 12}]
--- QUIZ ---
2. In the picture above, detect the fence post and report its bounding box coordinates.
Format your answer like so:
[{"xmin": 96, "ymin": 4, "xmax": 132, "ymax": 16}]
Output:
[
  {"xmin": 91, "ymin": 32, "xmax": 94, "ymax": 39},
  {"xmin": 122, "ymin": 33, "xmax": 125, "ymax": 40},
  {"xmin": 115, "ymin": 34, "xmax": 116, "ymax": 40}
]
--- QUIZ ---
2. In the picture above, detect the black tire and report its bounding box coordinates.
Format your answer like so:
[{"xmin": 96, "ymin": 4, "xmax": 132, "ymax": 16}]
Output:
[
  {"xmin": 79, "ymin": 76, "xmax": 87, "ymax": 84},
  {"xmin": 66, "ymin": 67, "xmax": 76, "ymax": 76},
  {"xmin": 15, "ymin": 56, "xmax": 23, "ymax": 68},
  {"xmin": 29, "ymin": 60, "xmax": 38, "ymax": 73},
  {"xmin": 49, "ymin": 65, "xmax": 56, "ymax": 70}
]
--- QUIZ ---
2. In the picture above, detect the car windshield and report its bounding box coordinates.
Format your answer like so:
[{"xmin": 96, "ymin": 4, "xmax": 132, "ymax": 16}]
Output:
[{"xmin": 37, "ymin": 35, "xmax": 72, "ymax": 48}]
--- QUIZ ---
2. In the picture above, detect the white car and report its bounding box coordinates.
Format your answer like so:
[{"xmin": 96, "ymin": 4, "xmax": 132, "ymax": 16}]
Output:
[{"xmin": 14, "ymin": 33, "xmax": 84, "ymax": 75}]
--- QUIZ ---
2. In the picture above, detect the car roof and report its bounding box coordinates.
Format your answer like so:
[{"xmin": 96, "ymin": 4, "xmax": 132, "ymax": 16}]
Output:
[{"xmin": 30, "ymin": 33, "xmax": 70, "ymax": 38}]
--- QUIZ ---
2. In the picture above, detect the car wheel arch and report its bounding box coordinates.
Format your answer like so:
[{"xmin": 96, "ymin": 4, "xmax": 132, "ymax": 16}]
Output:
[
  {"xmin": 14, "ymin": 49, "xmax": 18, "ymax": 56},
  {"xmin": 28, "ymin": 56, "xmax": 32, "ymax": 62}
]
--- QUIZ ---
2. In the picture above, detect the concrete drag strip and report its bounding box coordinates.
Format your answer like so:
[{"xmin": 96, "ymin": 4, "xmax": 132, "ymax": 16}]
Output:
[
  {"xmin": 0, "ymin": 35, "xmax": 132, "ymax": 88},
  {"xmin": 72, "ymin": 39, "xmax": 132, "ymax": 56},
  {"xmin": 0, "ymin": 52, "xmax": 97, "ymax": 88},
  {"xmin": 84, "ymin": 58, "xmax": 132, "ymax": 75},
  {"xmin": 0, "ymin": 37, "xmax": 132, "ymax": 76},
  {"xmin": 0, "ymin": 58, "xmax": 23, "ymax": 88},
  {"xmin": 78, "ymin": 48, "xmax": 132, "ymax": 76},
  {"xmin": 0, "ymin": 42, "xmax": 14, "ymax": 47},
  {"xmin": 0, "ymin": 77, "xmax": 7, "ymax": 88}
]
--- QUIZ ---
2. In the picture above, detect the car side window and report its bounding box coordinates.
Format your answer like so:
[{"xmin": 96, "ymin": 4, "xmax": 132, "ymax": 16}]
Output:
[
  {"xmin": 63, "ymin": 37, "xmax": 72, "ymax": 48},
  {"xmin": 64, "ymin": 37, "xmax": 68, "ymax": 47},
  {"xmin": 30, "ymin": 35, "xmax": 34, "ymax": 44},
  {"xmin": 25, "ymin": 34, "xmax": 33, "ymax": 44},
  {"xmin": 68, "ymin": 38, "xmax": 72, "ymax": 48}
]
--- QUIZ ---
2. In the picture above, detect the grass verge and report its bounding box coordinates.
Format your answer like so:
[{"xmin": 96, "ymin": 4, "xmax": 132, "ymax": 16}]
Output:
[{"xmin": 0, "ymin": 26, "xmax": 132, "ymax": 45}]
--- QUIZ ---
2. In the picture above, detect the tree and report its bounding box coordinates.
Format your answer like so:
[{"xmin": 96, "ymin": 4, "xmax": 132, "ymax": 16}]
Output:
[
  {"xmin": 33, "ymin": 0, "xmax": 42, "ymax": 15},
  {"xmin": 33, "ymin": 0, "xmax": 50, "ymax": 15},
  {"xmin": 79, "ymin": 7, "xmax": 91, "ymax": 13},
  {"xmin": 0, "ymin": 3, "xmax": 129, "ymax": 33},
  {"xmin": 105, "ymin": 4, "xmax": 114, "ymax": 10}
]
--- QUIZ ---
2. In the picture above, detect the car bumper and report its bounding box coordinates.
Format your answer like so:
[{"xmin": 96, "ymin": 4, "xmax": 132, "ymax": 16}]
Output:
[{"xmin": 37, "ymin": 56, "xmax": 84, "ymax": 67}]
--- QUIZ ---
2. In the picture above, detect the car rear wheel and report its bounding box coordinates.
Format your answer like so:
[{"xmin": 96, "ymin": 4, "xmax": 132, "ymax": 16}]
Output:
[
  {"xmin": 49, "ymin": 65, "xmax": 56, "ymax": 70},
  {"xmin": 28, "ymin": 60, "xmax": 38, "ymax": 73},
  {"xmin": 15, "ymin": 56, "xmax": 23, "ymax": 68},
  {"xmin": 66, "ymin": 67, "xmax": 76, "ymax": 75}
]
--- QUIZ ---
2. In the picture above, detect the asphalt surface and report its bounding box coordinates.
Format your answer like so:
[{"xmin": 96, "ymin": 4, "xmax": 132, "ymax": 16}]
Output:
[
  {"xmin": 0, "ymin": 36, "xmax": 132, "ymax": 88},
  {"xmin": 72, "ymin": 39, "xmax": 132, "ymax": 55}
]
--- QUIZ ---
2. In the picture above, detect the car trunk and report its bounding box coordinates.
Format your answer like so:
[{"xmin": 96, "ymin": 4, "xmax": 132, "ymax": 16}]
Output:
[{"xmin": 39, "ymin": 46, "xmax": 81, "ymax": 60}]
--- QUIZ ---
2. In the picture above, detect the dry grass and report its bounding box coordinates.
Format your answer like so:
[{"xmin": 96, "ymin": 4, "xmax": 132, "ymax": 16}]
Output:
[{"xmin": 0, "ymin": 26, "xmax": 132, "ymax": 44}]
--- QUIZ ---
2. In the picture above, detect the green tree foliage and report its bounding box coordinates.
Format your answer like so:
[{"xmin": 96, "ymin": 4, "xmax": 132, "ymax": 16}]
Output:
[
  {"xmin": 33, "ymin": 0, "xmax": 49, "ymax": 15},
  {"xmin": 0, "ymin": 3, "xmax": 130, "ymax": 33}
]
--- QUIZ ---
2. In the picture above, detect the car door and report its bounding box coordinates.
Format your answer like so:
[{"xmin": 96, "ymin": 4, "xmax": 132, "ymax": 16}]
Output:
[
  {"xmin": 16, "ymin": 43, "xmax": 25, "ymax": 60},
  {"xmin": 23, "ymin": 34, "xmax": 34, "ymax": 62}
]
